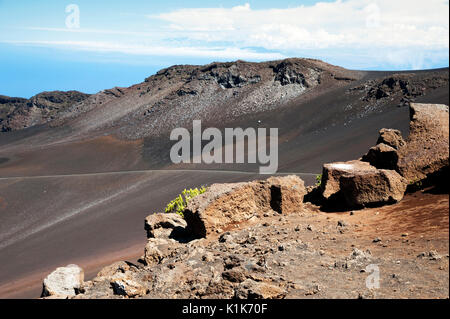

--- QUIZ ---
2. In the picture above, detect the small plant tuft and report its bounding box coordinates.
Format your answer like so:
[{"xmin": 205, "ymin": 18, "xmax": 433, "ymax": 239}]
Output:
[
  {"xmin": 315, "ymin": 173, "xmax": 322, "ymax": 187},
  {"xmin": 408, "ymin": 178, "xmax": 423, "ymax": 190},
  {"xmin": 163, "ymin": 186, "xmax": 207, "ymax": 218}
]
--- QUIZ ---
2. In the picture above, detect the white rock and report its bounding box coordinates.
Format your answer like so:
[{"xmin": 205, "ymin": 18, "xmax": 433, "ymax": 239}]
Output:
[{"xmin": 42, "ymin": 264, "xmax": 84, "ymax": 297}]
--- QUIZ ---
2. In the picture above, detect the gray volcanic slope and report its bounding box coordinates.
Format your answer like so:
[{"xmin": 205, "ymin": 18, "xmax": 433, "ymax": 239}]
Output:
[{"xmin": 0, "ymin": 58, "xmax": 448, "ymax": 298}]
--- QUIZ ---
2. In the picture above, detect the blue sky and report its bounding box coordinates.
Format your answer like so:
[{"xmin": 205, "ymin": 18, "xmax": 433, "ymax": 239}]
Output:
[{"xmin": 0, "ymin": 0, "xmax": 448, "ymax": 98}]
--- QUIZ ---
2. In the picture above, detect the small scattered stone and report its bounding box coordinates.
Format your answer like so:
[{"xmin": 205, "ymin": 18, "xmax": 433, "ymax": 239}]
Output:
[
  {"xmin": 337, "ymin": 220, "xmax": 347, "ymax": 227},
  {"xmin": 219, "ymin": 233, "xmax": 233, "ymax": 243}
]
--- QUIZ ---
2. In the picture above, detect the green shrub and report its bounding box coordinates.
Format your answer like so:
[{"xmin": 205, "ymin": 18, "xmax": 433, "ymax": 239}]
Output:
[
  {"xmin": 408, "ymin": 178, "xmax": 422, "ymax": 189},
  {"xmin": 164, "ymin": 186, "xmax": 207, "ymax": 218},
  {"xmin": 315, "ymin": 173, "xmax": 322, "ymax": 186}
]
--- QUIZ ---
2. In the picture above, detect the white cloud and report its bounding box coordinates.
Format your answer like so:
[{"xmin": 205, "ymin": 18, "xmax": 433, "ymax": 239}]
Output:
[
  {"xmin": 4, "ymin": 0, "xmax": 448, "ymax": 69},
  {"xmin": 2, "ymin": 40, "xmax": 285, "ymax": 60},
  {"xmin": 153, "ymin": 0, "xmax": 449, "ymax": 50}
]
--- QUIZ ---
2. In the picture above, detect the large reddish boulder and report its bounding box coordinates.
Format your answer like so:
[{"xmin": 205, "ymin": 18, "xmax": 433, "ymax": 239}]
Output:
[
  {"xmin": 183, "ymin": 175, "xmax": 306, "ymax": 238},
  {"xmin": 339, "ymin": 168, "xmax": 407, "ymax": 208},
  {"xmin": 320, "ymin": 160, "xmax": 407, "ymax": 208},
  {"xmin": 362, "ymin": 143, "xmax": 399, "ymax": 170}
]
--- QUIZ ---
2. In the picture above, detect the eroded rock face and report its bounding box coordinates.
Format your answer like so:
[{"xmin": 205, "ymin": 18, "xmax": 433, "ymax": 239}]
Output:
[
  {"xmin": 266, "ymin": 176, "xmax": 306, "ymax": 214},
  {"xmin": 142, "ymin": 238, "xmax": 183, "ymax": 266},
  {"xmin": 362, "ymin": 143, "xmax": 399, "ymax": 170},
  {"xmin": 320, "ymin": 160, "xmax": 407, "ymax": 208},
  {"xmin": 184, "ymin": 176, "xmax": 306, "ymax": 238},
  {"xmin": 42, "ymin": 264, "xmax": 84, "ymax": 298},
  {"xmin": 339, "ymin": 168, "xmax": 407, "ymax": 208},
  {"xmin": 144, "ymin": 213, "xmax": 187, "ymax": 239},
  {"xmin": 328, "ymin": 103, "xmax": 449, "ymax": 208},
  {"xmin": 111, "ymin": 276, "xmax": 147, "ymax": 298},
  {"xmin": 377, "ymin": 128, "xmax": 406, "ymax": 150},
  {"xmin": 397, "ymin": 103, "xmax": 449, "ymax": 183}
]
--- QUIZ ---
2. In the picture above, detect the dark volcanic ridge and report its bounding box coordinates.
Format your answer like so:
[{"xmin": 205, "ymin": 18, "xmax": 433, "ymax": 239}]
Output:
[
  {"xmin": 0, "ymin": 91, "xmax": 90, "ymax": 132},
  {"xmin": 49, "ymin": 58, "xmax": 363, "ymax": 140},
  {"xmin": 1, "ymin": 59, "xmax": 447, "ymax": 142}
]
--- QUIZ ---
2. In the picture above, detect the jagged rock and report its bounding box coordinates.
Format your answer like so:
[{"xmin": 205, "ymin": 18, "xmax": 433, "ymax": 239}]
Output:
[
  {"xmin": 144, "ymin": 213, "xmax": 187, "ymax": 239},
  {"xmin": 95, "ymin": 261, "xmax": 137, "ymax": 279},
  {"xmin": 265, "ymin": 176, "xmax": 306, "ymax": 214},
  {"xmin": 361, "ymin": 74, "xmax": 448, "ymax": 102},
  {"xmin": 41, "ymin": 264, "xmax": 84, "ymax": 297},
  {"xmin": 321, "ymin": 160, "xmax": 407, "ymax": 208},
  {"xmin": 222, "ymin": 268, "xmax": 247, "ymax": 283},
  {"xmin": 234, "ymin": 279, "xmax": 286, "ymax": 299},
  {"xmin": 184, "ymin": 176, "xmax": 306, "ymax": 238},
  {"xmin": 397, "ymin": 103, "xmax": 449, "ymax": 184},
  {"xmin": 377, "ymin": 128, "xmax": 406, "ymax": 150},
  {"xmin": 272, "ymin": 61, "xmax": 308, "ymax": 86},
  {"xmin": 362, "ymin": 143, "xmax": 399, "ymax": 170},
  {"xmin": 111, "ymin": 275, "xmax": 147, "ymax": 298},
  {"xmin": 202, "ymin": 63, "xmax": 262, "ymax": 89},
  {"xmin": 142, "ymin": 238, "xmax": 166, "ymax": 265}
]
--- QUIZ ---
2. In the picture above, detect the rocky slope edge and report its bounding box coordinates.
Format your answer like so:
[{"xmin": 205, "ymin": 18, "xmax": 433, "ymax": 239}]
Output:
[
  {"xmin": 0, "ymin": 91, "xmax": 90, "ymax": 132},
  {"xmin": 40, "ymin": 103, "xmax": 449, "ymax": 299}
]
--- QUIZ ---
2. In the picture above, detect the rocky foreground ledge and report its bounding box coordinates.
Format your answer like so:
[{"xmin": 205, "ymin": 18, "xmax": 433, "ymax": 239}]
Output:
[{"xmin": 41, "ymin": 104, "xmax": 449, "ymax": 299}]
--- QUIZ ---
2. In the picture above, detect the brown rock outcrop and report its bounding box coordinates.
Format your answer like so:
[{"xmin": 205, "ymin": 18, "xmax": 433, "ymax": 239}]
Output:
[
  {"xmin": 339, "ymin": 168, "xmax": 407, "ymax": 208},
  {"xmin": 376, "ymin": 128, "xmax": 406, "ymax": 150},
  {"xmin": 362, "ymin": 143, "xmax": 399, "ymax": 170},
  {"xmin": 360, "ymin": 103, "xmax": 449, "ymax": 191},
  {"xmin": 183, "ymin": 175, "xmax": 306, "ymax": 238},
  {"xmin": 320, "ymin": 160, "xmax": 407, "ymax": 208},
  {"xmin": 42, "ymin": 180, "xmax": 449, "ymax": 300},
  {"xmin": 397, "ymin": 103, "xmax": 449, "ymax": 183},
  {"xmin": 144, "ymin": 213, "xmax": 187, "ymax": 239}
]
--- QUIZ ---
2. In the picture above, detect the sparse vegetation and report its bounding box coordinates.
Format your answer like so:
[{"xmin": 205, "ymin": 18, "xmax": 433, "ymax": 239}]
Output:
[
  {"xmin": 408, "ymin": 178, "xmax": 423, "ymax": 190},
  {"xmin": 315, "ymin": 173, "xmax": 322, "ymax": 186},
  {"xmin": 164, "ymin": 186, "xmax": 207, "ymax": 218}
]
